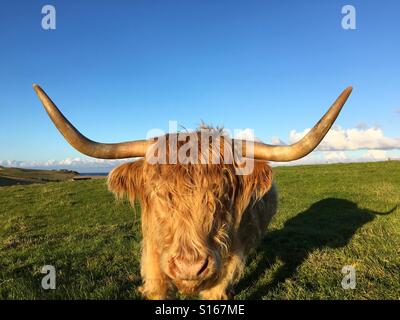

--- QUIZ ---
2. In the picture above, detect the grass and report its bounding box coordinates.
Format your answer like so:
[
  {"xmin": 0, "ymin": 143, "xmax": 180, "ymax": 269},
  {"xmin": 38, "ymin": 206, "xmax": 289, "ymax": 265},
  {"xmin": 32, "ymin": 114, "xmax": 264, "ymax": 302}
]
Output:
[{"xmin": 0, "ymin": 161, "xmax": 399, "ymax": 299}]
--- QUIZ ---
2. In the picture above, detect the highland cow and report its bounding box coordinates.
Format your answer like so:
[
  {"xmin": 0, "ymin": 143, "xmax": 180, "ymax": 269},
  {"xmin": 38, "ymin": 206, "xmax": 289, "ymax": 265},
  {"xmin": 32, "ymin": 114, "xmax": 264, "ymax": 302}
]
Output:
[{"xmin": 33, "ymin": 84, "xmax": 352, "ymax": 299}]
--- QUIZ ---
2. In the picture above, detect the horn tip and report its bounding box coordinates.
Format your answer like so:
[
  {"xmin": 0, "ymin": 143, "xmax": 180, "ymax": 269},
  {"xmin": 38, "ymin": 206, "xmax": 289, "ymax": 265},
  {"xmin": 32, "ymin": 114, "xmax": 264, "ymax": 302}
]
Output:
[
  {"xmin": 345, "ymin": 85, "xmax": 353, "ymax": 93},
  {"xmin": 32, "ymin": 84, "xmax": 45, "ymax": 97}
]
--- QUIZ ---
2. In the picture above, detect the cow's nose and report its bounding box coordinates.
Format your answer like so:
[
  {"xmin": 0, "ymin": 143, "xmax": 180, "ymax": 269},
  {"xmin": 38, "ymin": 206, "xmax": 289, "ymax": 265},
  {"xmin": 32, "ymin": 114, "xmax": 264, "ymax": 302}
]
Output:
[{"xmin": 169, "ymin": 256, "xmax": 209, "ymax": 280}]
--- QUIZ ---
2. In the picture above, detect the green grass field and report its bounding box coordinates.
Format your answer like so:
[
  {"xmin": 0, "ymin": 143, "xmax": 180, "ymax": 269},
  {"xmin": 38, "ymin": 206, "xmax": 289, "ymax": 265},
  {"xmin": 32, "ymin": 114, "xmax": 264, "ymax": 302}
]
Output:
[{"xmin": 0, "ymin": 161, "xmax": 399, "ymax": 299}]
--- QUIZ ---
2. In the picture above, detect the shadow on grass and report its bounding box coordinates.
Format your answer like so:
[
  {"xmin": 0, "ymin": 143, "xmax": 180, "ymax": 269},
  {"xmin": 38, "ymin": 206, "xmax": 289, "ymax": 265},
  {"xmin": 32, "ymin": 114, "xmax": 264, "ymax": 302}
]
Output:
[{"xmin": 237, "ymin": 198, "xmax": 397, "ymax": 299}]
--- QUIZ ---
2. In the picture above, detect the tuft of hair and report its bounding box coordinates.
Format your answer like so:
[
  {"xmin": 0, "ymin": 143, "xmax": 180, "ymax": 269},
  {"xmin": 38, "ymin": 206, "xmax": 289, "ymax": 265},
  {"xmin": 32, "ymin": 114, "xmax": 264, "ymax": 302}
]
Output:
[
  {"xmin": 107, "ymin": 127, "xmax": 273, "ymax": 258},
  {"xmin": 108, "ymin": 160, "xmax": 144, "ymax": 205}
]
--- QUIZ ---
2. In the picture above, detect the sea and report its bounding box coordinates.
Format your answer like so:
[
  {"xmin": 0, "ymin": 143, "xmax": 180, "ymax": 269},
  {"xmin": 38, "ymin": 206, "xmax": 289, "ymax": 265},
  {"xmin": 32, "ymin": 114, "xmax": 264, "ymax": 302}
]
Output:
[{"xmin": 78, "ymin": 172, "xmax": 108, "ymax": 176}]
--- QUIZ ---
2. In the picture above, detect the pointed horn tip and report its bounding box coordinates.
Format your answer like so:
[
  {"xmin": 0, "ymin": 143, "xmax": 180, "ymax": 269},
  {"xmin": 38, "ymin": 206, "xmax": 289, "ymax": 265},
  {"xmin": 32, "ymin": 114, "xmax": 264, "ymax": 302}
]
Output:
[
  {"xmin": 32, "ymin": 83, "xmax": 42, "ymax": 92},
  {"xmin": 336, "ymin": 86, "xmax": 353, "ymax": 103},
  {"xmin": 345, "ymin": 85, "xmax": 353, "ymax": 94}
]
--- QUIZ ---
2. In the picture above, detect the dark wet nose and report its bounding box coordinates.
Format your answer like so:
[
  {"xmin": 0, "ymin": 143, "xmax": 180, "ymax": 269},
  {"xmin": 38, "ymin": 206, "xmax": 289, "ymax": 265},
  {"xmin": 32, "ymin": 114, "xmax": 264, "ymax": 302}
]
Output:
[{"xmin": 169, "ymin": 256, "xmax": 209, "ymax": 280}]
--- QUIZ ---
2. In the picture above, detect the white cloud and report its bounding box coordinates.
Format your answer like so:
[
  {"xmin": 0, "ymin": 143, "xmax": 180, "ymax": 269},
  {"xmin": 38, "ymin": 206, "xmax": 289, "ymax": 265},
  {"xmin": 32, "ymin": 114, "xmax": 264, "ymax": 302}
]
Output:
[
  {"xmin": 321, "ymin": 150, "xmax": 389, "ymax": 163},
  {"xmin": 360, "ymin": 149, "xmax": 387, "ymax": 160},
  {"xmin": 0, "ymin": 158, "xmax": 130, "ymax": 173},
  {"xmin": 234, "ymin": 129, "xmax": 288, "ymax": 145},
  {"xmin": 289, "ymin": 125, "xmax": 400, "ymax": 151},
  {"xmin": 2, "ymin": 125, "xmax": 399, "ymax": 171},
  {"xmin": 271, "ymin": 148, "xmax": 400, "ymax": 167},
  {"xmin": 234, "ymin": 128, "xmax": 261, "ymax": 142},
  {"xmin": 270, "ymin": 136, "xmax": 286, "ymax": 145},
  {"xmin": 1, "ymin": 150, "xmax": 399, "ymax": 171},
  {"xmin": 323, "ymin": 151, "xmax": 348, "ymax": 162},
  {"xmin": 237, "ymin": 125, "xmax": 399, "ymax": 166}
]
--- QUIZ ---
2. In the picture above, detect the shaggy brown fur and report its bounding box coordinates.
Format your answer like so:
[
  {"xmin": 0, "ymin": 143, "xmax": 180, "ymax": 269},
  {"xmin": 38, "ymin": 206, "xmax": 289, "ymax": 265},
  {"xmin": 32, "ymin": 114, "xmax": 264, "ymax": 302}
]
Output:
[{"xmin": 107, "ymin": 128, "xmax": 278, "ymax": 299}]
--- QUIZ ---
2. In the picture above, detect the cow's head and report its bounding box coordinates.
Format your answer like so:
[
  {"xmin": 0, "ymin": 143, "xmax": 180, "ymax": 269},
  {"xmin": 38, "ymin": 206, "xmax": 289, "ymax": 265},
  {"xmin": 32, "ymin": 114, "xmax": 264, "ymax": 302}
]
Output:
[
  {"xmin": 33, "ymin": 84, "xmax": 352, "ymax": 293},
  {"xmin": 107, "ymin": 130, "xmax": 273, "ymax": 293}
]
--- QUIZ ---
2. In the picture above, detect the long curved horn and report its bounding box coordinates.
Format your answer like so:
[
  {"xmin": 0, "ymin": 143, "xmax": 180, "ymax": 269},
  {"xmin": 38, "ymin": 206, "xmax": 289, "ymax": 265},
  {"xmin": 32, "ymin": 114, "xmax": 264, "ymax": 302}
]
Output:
[
  {"xmin": 242, "ymin": 86, "xmax": 353, "ymax": 161},
  {"xmin": 33, "ymin": 84, "xmax": 151, "ymax": 159}
]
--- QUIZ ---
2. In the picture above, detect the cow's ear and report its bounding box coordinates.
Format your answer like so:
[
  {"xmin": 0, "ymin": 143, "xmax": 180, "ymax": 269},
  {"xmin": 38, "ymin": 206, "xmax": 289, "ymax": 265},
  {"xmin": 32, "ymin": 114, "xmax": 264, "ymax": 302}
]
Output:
[
  {"xmin": 107, "ymin": 160, "xmax": 144, "ymax": 204},
  {"xmin": 236, "ymin": 161, "xmax": 273, "ymax": 214}
]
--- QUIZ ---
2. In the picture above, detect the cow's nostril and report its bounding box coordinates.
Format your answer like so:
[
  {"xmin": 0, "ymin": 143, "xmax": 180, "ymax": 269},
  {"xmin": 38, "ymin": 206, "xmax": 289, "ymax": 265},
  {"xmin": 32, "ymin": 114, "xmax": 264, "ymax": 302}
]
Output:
[{"xmin": 197, "ymin": 258, "xmax": 209, "ymax": 276}]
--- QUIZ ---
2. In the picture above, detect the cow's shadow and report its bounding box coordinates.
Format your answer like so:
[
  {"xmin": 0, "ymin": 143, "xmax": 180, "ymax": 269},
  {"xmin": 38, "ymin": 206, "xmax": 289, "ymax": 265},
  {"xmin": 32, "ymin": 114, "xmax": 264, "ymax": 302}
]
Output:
[{"xmin": 236, "ymin": 198, "xmax": 397, "ymax": 299}]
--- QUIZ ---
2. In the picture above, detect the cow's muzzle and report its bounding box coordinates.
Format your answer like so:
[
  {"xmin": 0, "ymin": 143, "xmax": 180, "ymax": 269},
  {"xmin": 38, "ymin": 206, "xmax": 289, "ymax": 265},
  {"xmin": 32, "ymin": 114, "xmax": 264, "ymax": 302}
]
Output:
[{"xmin": 168, "ymin": 256, "xmax": 210, "ymax": 281}]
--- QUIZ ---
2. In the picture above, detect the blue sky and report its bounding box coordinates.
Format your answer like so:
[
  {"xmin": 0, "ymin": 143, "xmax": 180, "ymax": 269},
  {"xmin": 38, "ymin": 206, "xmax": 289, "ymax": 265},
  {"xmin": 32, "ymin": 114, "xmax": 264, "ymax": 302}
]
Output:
[{"xmin": 0, "ymin": 0, "xmax": 399, "ymax": 171}]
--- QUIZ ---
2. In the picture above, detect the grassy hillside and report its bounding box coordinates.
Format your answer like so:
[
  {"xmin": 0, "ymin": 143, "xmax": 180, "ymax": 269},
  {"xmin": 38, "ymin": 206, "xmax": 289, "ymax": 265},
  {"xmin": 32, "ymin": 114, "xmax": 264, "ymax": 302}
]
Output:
[
  {"xmin": 0, "ymin": 161, "xmax": 399, "ymax": 299},
  {"xmin": 0, "ymin": 166, "xmax": 78, "ymax": 186}
]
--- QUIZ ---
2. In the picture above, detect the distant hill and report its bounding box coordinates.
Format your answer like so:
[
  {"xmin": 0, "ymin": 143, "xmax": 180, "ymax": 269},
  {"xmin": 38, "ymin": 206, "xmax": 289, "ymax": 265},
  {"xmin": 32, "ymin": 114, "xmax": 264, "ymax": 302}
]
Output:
[{"xmin": 0, "ymin": 167, "xmax": 79, "ymax": 187}]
